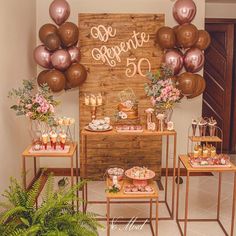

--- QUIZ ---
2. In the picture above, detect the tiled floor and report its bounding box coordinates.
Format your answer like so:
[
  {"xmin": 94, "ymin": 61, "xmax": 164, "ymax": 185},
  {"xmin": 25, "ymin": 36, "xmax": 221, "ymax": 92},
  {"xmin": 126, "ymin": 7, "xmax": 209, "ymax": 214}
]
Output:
[{"xmin": 40, "ymin": 171, "xmax": 236, "ymax": 236}]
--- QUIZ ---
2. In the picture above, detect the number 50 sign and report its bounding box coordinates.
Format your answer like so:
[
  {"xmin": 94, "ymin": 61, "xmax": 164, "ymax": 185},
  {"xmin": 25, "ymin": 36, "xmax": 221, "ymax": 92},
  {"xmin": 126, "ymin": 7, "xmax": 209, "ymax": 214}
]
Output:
[{"xmin": 126, "ymin": 58, "xmax": 151, "ymax": 78}]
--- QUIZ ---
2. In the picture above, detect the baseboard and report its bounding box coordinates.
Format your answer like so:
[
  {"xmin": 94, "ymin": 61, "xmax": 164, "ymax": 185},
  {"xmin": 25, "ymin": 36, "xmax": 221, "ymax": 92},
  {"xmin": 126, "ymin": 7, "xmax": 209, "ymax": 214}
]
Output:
[{"xmin": 38, "ymin": 167, "xmax": 213, "ymax": 177}]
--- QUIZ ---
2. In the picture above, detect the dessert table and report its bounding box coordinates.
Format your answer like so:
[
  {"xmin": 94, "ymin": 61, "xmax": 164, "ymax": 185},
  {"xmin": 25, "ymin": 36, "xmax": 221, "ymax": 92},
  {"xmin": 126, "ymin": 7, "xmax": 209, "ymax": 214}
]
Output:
[
  {"xmin": 80, "ymin": 128, "xmax": 177, "ymax": 220},
  {"xmin": 106, "ymin": 179, "xmax": 159, "ymax": 236},
  {"xmin": 176, "ymin": 155, "xmax": 236, "ymax": 236}
]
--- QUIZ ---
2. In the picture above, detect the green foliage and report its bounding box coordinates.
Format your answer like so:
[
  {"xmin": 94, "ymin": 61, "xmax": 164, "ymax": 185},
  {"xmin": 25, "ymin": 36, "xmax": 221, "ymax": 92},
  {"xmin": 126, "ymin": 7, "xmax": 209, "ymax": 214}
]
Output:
[
  {"xmin": 0, "ymin": 175, "xmax": 101, "ymax": 236},
  {"xmin": 8, "ymin": 79, "xmax": 60, "ymax": 125}
]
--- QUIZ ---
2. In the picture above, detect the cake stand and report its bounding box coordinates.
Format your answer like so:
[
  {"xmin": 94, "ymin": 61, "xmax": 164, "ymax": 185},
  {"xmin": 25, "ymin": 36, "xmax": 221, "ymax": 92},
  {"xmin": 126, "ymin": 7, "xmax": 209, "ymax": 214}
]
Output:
[{"xmin": 125, "ymin": 168, "xmax": 155, "ymax": 187}]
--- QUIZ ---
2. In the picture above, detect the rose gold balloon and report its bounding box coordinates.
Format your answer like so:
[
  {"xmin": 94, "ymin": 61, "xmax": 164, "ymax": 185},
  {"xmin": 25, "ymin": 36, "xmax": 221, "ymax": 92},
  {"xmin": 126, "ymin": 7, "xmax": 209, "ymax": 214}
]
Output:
[
  {"xmin": 34, "ymin": 45, "xmax": 52, "ymax": 69},
  {"xmin": 184, "ymin": 47, "xmax": 205, "ymax": 73},
  {"xmin": 39, "ymin": 24, "xmax": 58, "ymax": 44},
  {"xmin": 173, "ymin": 0, "xmax": 197, "ymax": 25},
  {"xmin": 176, "ymin": 23, "xmax": 199, "ymax": 48},
  {"xmin": 177, "ymin": 72, "xmax": 197, "ymax": 96},
  {"xmin": 155, "ymin": 26, "xmax": 176, "ymax": 49},
  {"xmin": 164, "ymin": 49, "xmax": 184, "ymax": 75},
  {"xmin": 68, "ymin": 46, "xmax": 81, "ymax": 63},
  {"xmin": 194, "ymin": 30, "xmax": 211, "ymax": 50},
  {"xmin": 51, "ymin": 49, "xmax": 71, "ymax": 71},
  {"xmin": 49, "ymin": 0, "xmax": 70, "ymax": 26},
  {"xmin": 58, "ymin": 22, "xmax": 79, "ymax": 47},
  {"xmin": 65, "ymin": 63, "xmax": 87, "ymax": 88},
  {"xmin": 187, "ymin": 74, "xmax": 206, "ymax": 99},
  {"xmin": 45, "ymin": 69, "xmax": 66, "ymax": 92},
  {"xmin": 45, "ymin": 33, "xmax": 61, "ymax": 51},
  {"xmin": 37, "ymin": 70, "xmax": 49, "ymax": 87}
]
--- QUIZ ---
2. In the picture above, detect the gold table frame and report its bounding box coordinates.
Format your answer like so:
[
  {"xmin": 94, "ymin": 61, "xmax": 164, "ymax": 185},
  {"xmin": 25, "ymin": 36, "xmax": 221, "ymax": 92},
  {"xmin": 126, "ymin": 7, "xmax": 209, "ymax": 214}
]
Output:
[
  {"xmin": 81, "ymin": 129, "xmax": 177, "ymax": 220},
  {"xmin": 176, "ymin": 155, "xmax": 236, "ymax": 236},
  {"xmin": 22, "ymin": 142, "xmax": 79, "ymax": 209}
]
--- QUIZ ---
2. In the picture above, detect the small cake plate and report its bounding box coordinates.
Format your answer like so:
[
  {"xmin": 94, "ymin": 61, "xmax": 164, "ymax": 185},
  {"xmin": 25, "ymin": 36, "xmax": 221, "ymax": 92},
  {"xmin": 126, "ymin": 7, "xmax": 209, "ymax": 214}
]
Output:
[{"xmin": 84, "ymin": 126, "xmax": 113, "ymax": 132}]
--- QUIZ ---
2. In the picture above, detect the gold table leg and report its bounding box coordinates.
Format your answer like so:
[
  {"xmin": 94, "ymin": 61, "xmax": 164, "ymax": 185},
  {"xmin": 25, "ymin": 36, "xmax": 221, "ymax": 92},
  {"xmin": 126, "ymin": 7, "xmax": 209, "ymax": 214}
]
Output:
[
  {"xmin": 22, "ymin": 155, "xmax": 26, "ymax": 189},
  {"xmin": 156, "ymin": 197, "xmax": 158, "ymax": 236},
  {"xmin": 107, "ymin": 198, "xmax": 110, "ymax": 236},
  {"xmin": 231, "ymin": 173, "xmax": 236, "ymax": 236},
  {"xmin": 184, "ymin": 171, "xmax": 190, "ymax": 236}
]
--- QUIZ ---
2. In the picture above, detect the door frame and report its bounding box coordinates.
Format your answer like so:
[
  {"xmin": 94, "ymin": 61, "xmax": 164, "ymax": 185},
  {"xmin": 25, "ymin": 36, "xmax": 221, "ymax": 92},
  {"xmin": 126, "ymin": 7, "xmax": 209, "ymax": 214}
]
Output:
[{"xmin": 205, "ymin": 18, "xmax": 236, "ymax": 153}]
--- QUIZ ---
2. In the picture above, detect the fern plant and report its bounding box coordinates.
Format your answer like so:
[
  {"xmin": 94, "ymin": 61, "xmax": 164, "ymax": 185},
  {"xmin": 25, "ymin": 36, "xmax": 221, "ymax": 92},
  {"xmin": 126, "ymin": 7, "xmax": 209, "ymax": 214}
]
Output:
[{"xmin": 0, "ymin": 175, "xmax": 101, "ymax": 236}]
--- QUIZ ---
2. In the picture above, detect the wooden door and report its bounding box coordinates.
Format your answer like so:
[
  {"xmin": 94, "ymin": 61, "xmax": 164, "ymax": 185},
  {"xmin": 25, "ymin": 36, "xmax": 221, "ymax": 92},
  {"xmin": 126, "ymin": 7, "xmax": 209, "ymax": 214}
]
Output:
[{"xmin": 203, "ymin": 21, "xmax": 234, "ymax": 152}]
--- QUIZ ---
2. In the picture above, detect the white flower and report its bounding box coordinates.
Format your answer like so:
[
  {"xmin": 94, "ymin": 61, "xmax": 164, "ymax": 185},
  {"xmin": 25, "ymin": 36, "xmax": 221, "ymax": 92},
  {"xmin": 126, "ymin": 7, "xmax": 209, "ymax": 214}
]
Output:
[{"xmin": 118, "ymin": 111, "xmax": 128, "ymax": 119}]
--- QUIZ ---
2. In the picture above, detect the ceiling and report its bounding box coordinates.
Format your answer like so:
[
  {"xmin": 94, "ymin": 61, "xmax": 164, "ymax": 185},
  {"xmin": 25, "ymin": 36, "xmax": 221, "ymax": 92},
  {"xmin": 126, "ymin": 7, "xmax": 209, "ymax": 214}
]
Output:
[{"xmin": 206, "ymin": 0, "xmax": 236, "ymax": 3}]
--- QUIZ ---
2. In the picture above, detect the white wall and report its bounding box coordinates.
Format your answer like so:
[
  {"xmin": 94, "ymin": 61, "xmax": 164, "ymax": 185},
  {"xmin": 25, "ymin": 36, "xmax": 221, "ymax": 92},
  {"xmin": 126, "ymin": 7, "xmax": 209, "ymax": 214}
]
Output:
[
  {"xmin": 206, "ymin": 2, "xmax": 236, "ymax": 18},
  {"xmin": 0, "ymin": 1, "xmax": 36, "ymax": 192},
  {"xmin": 37, "ymin": 0, "xmax": 205, "ymax": 168}
]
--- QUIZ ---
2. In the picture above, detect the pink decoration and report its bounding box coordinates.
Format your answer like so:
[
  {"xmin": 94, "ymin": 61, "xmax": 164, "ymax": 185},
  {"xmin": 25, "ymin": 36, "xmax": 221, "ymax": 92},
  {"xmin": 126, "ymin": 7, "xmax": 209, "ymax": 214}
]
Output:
[{"xmin": 173, "ymin": 0, "xmax": 197, "ymax": 25}]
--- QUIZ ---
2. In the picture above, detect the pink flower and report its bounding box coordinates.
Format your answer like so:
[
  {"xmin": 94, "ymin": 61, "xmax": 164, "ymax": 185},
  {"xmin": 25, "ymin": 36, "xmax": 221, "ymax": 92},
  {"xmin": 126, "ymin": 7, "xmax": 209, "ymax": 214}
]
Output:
[
  {"xmin": 26, "ymin": 112, "xmax": 33, "ymax": 118},
  {"xmin": 26, "ymin": 104, "xmax": 32, "ymax": 109}
]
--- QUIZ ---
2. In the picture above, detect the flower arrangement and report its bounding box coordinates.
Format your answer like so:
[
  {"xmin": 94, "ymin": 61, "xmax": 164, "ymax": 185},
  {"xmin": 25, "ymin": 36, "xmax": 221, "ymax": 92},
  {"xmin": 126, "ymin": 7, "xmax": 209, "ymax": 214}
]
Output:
[
  {"xmin": 144, "ymin": 65, "xmax": 181, "ymax": 112},
  {"xmin": 8, "ymin": 80, "xmax": 59, "ymax": 124}
]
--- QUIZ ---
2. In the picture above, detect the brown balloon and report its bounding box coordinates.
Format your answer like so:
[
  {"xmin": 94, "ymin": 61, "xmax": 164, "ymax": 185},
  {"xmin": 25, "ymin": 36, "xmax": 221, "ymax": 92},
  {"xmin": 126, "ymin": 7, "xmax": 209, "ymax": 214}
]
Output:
[
  {"xmin": 37, "ymin": 70, "xmax": 49, "ymax": 87},
  {"xmin": 58, "ymin": 22, "xmax": 79, "ymax": 47},
  {"xmin": 155, "ymin": 26, "xmax": 176, "ymax": 49},
  {"xmin": 177, "ymin": 72, "xmax": 197, "ymax": 96},
  {"xmin": 173, "ymin": 25, "xmax": 181, "ymax": 47},
  {"xmin": 176, "ymin": 23, "xmax": 199, "ymax": 49},
  {"xmin": 194, "ymin": 30, "xmax": 211, "ymax": 50},
  {"xmin": 45, "ymin": 69, "xmax": 66, "ymax": 92},
  {"xmin": 187, "ymin": 74, "xmax": 206, "ymax": 99},
  {"xmin": 39, "ymin": 24, "xmax": 58, "ymax": 44},
  {"xmin": 45, "ymin": 33, "xmax": 61, "ymax": 51},
  {"xmin": 65, "ymin": 63, "xmax": 87, "ymax": 88}
]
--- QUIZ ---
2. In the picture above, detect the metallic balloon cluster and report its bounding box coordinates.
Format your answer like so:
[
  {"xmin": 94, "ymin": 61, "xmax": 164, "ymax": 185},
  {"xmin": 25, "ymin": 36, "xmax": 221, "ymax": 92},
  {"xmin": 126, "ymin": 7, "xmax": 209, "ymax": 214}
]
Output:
[
  {"xmin": 34, "ymin": 0, "xmax": 87, "ymax": 93},
  {"xmin": 155, "ymin": 0, "xmax": 210, "ymax": 99}
]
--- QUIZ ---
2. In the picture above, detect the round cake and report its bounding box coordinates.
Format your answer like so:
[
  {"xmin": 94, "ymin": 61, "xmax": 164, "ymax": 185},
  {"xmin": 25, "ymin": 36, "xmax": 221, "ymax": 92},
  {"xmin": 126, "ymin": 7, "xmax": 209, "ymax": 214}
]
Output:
[{"xmin": 117, "ymin": 100, "xmax": 138, "ymax": 120}]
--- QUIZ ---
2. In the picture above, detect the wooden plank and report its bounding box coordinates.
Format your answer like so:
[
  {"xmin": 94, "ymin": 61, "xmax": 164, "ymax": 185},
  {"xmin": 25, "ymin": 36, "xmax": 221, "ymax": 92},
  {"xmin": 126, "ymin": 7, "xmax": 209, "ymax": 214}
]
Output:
[{"xmin": 79, "ymin": 13, "xmax": 164, "ymax": 180}]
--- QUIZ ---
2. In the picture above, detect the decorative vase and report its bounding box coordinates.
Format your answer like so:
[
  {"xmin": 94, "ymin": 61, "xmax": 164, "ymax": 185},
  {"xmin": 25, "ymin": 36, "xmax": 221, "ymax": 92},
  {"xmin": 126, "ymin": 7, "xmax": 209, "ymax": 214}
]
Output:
[
  {"xmin": 28, "ymin": 120, "xmax": 48, "ymax": 143},
  {"xmin": 155, "ymin": 108, "xmax": 173, "ymax": 131}
]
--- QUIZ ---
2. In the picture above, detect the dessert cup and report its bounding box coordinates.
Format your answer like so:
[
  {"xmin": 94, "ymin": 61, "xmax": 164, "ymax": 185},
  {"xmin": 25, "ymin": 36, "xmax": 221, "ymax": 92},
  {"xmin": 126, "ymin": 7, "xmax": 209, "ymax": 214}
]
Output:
[
  {"xmin": 202, "ymin": 124, "xmax": 207, "ymax": 136},
  {"xmin": 50, "ymin": 132, "xmax": 58, "ymax": 150},
  {"xmin": 209, "ymin": 124, "xmax": 216, "ymax": 136},
  {"xmin": 59, "ymin": 133, "xmax": 67, "ymax": 150},
  {"xmin": 42, "ymin": 133, "xmax": 48, "ymax": 150},
  {"xmin": 198, "ymin": 124, "xmax": 204, "ymax": 136},
  {"xmin": 191, "ymin": 120, "xmax": 198, "ymax": 136}
]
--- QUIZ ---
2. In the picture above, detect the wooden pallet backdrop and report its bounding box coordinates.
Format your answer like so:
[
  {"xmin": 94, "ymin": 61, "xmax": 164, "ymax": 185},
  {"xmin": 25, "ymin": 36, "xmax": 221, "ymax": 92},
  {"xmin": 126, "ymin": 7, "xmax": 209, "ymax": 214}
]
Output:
[{"xmin": 79, "ymin": 13, "xmax": 164, "ymax": 180}]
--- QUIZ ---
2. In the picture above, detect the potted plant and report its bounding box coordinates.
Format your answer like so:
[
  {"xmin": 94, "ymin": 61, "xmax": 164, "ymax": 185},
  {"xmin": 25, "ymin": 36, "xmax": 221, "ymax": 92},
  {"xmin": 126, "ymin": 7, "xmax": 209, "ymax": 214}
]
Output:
[{"xmin": 0, "ymin": 175, "xmax": 101, "ymax": 236}]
